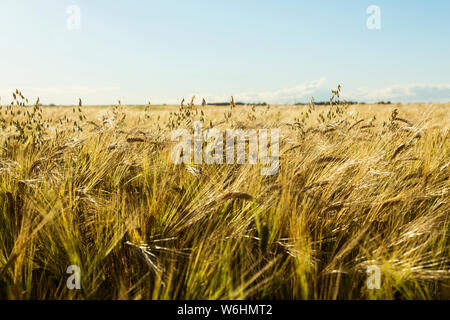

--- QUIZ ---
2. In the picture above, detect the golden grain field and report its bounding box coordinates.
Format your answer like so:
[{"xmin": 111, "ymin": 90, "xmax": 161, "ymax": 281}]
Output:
[{"xmin": 0, "ymin": 89, "xmax": 448, "ymax": 299}]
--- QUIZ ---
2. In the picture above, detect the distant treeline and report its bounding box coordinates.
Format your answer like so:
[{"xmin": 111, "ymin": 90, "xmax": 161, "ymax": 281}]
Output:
[
  {"xmin": 207, "ymin": 101, "xmax": 393, "ymax": 106},
  {"xmin": 207, "ymin": 102, "xmax": 268, "ymax": 106},
  {"xmin": 295, "ymin": 101, "xmax": 361, "ymax": 106},
  {"xmin": 375, "ymin": 101, "xmax": 392, "ymax": 105},
  {"xmin": 40, "ymin": 101, "xmax": 393, "ymax": 107},
  {"xmin": 295, "ymin": 101, "xmax": 392, "ymax": 105}
]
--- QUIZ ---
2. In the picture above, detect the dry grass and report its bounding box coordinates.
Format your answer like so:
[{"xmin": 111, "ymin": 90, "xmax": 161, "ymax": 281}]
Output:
[{"xmin": 0, "ymin": 91, "xmax": 449, "ymax": 300}]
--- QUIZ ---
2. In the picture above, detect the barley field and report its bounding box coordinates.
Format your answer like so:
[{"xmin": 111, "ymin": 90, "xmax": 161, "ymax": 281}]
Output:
[{"xmin": 0, "ymin": 89, "xmax": 448, "ymax": 300}]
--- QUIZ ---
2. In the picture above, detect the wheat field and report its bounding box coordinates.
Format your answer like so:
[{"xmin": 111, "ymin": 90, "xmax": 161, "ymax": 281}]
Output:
[{"xmin": 0, "ymin": 89, "xmax": 448, "ymax": 300}]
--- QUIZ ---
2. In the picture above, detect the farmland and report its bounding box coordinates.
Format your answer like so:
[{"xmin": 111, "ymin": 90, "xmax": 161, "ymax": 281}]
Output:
[{"xmin": 0, "ymin": 91, "xmax": 448, "ymax": 299}]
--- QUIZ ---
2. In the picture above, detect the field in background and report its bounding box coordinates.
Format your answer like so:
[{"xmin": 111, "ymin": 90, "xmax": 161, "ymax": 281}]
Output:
[{"xmin": 0, "ymin": 93, "xmax": 449, "ymax": 299}]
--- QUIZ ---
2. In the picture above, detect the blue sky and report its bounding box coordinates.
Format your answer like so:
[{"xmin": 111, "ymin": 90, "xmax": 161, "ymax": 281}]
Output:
[{"xmin": 1, "ymin": 0, "xmax": 450, "ymax": 105}]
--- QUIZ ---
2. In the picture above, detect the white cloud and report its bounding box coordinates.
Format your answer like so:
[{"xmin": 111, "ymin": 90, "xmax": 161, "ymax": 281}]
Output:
[
  {"xmin": 193, "ymin": 79, "xmax": 327, "ymax": 104},
  {"xmin": 0, "ymin": 86, "xmax": 120, "ymax": 105},
  {"xmin": 343, "ymin": 83, "xmax": 450, "ymax": 103},
  {"xmin": 237, "ymin": 78, "xmax": 327, "ymax": 103},
  {"xmin": 195, "ymin": 81, "xmax": 450, "ymax": 104},
  {"xmin": 1, "ymin": 82, "xmax": 449, "ymax": 105}
]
